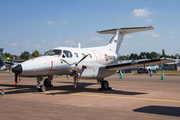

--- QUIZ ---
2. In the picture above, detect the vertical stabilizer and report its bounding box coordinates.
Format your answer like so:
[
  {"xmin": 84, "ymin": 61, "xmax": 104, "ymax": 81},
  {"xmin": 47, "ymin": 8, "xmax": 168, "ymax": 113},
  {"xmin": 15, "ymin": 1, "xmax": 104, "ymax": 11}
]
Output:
[
  {"xmin": 106, "ymin": 30, "xmax": 124, "ymax": 53},
  {"xmin": 97, "ymin": 25, "xmax": 154, "ymax": 53}
]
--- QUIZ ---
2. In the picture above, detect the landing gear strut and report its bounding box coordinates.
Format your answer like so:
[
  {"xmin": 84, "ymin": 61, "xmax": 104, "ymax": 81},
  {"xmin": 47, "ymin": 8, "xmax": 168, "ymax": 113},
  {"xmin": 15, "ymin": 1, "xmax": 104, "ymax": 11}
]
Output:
[{"xmin": 36, "ymin": 76, "xmax": 53, "ymax": 92}]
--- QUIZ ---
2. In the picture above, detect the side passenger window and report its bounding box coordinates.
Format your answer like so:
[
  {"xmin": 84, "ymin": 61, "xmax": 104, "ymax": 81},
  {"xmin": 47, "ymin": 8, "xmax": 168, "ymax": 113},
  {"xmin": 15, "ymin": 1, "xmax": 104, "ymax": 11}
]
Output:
[
  {"xmin": 63, "ymin": 50, "xmax": 72, "ymax": 58},
  {"xmin": 74, "ymin": 53, "xmax": 78, "ymax": 58},
  {"xmin": 88, "ymin": 54, "xmax": 92, "ymax": 58},
  {"xmin": 82, "ymin": 53, "xmax": 85, "ymax": 57}
]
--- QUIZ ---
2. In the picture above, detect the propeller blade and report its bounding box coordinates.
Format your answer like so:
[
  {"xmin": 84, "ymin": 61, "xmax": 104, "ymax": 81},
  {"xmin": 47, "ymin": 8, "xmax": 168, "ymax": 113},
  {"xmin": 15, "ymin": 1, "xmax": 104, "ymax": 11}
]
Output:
[
  {"xmin": 61, "ymin": 59, "xmax": 70, "ymax": 65},
  {"xmin": 15, "ymin": 74, "xmax": 17, "ymax": 85},
  {"xmin": 76, "ymin": 55, "xmax": 88, "ymax": 66}
]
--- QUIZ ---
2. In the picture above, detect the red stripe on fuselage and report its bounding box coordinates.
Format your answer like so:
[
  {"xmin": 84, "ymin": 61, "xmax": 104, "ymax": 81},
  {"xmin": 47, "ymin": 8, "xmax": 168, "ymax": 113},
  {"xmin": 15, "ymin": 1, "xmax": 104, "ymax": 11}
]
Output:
[{"xmin": 46, "ymin": 60, "xmax": 53, "ymax": 75}]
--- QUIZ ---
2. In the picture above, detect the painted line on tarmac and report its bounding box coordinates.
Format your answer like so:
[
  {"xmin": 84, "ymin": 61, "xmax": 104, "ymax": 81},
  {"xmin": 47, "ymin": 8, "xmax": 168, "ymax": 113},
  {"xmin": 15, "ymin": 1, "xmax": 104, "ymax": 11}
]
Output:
[
  {"xmin": 70, "ymin": 93, "xmax": 180, "ymax": 103},
  {"xmin": 114, "ymin": 80, "xmax": 180, "ymax": 85},
  {"xmin": 43, "ymin": 91, "xmax": 180, "ymax": 103}
]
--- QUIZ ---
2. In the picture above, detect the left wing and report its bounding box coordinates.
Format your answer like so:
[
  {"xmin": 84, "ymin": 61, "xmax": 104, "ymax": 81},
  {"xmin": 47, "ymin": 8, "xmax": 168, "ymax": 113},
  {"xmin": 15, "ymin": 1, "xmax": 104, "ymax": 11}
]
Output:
[{"xmin": 100, "ymin": 58, "xmax": 174, "ymax": 70}]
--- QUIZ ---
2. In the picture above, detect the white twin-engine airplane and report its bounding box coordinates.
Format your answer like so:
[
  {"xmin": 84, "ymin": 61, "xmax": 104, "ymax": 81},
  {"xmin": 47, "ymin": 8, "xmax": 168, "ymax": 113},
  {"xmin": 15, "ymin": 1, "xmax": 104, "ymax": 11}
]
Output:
[{"xmin": 12, "ymin": 25, "xmax": 174, "ymax": 92}]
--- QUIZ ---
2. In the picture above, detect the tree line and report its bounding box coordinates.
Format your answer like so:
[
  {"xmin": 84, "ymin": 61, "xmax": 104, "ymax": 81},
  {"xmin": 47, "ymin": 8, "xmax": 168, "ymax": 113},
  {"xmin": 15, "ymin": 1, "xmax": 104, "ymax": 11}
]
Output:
[
  {"xmin": 120, "ymin": 50, "xmax": 177, "ymax": 60},
  {"xmin": 1, "ymin": 49, "xmax": 178, "ymax": 61},
  {"xmin": 1, "ymin": 50, "xmax": 40, "ymax": 61}
]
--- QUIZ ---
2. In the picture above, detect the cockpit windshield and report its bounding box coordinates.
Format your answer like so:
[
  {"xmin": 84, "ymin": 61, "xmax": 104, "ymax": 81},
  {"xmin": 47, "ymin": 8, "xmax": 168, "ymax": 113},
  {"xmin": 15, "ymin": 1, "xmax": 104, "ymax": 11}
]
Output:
[{"xmin": 45, "ymin": 49, "xmax": 62, "ymax": 57}]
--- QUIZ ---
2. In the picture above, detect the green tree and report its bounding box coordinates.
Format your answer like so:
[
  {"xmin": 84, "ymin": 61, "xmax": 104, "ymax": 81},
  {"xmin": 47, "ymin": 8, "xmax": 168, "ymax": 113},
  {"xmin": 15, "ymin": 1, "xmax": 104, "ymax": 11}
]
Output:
[
  {"xmin": 162, "ymin": 49, "xmax": 165, "ymax": 55},
  {"xmin": 32, "ymin": 50, "xmax": 40, "ymax": 57},
  {"xmin": 4, "ymin": 52, "xmax": 11, "ymax": 57},
  {"xmin": 150, "ymin": 51, "xmax": 158, "ymax": 59},
  {"xmin": 129, "ymin": 53, "xmax": 139, "ymax": 60},
  {"xmin": 20, "ymin": 51, "xmax": 31, "ymax": 59},
  {"xmin": 119, "ymin": 56, "xmax": 128, "ymax": 60}
]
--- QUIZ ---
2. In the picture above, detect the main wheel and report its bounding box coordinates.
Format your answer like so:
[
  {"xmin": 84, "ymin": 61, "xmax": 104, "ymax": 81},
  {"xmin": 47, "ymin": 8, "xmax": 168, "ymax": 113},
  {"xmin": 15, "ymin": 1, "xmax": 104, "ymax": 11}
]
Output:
[
  {"xmin": 101, "ymin": 80, "xmax": 109, "ymax": 90},
  {"xmin": 44, "ymin": 78, "xmax": 52, "ymax": 87},
  {"xmin": 38, "ymin": 85, "xmax": 46, "ymax": 92}
]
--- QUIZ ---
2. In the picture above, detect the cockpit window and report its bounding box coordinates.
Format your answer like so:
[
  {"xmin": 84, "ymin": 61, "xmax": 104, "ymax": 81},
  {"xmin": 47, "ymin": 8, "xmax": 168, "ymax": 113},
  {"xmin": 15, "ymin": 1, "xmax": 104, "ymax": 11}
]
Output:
[
  {"xmin": 45, "ymin": 49, "xmax": 62, "ymax": 57},
  {"xmin": 63, "ymin": 50, "xmax": 72, "ymax": 58}
]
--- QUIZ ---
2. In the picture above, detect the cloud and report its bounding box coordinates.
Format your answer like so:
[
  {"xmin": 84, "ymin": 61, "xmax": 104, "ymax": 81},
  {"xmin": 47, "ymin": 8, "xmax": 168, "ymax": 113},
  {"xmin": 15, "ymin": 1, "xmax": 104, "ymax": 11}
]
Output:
[
  {"xmin": 171, "ymin": 31, "xmax": 177, "ymax": 33},
  {"xmin": 152, "ymin": 34, "xmax": 161, "ymax": 37},
  {"xmin": 124, "ymin": 35, "xmax": 133, "ymax": 38},
  {"xmin": 8, "ymin": 34, "xmax": 12, "ymax": 36},
  {"xmin": 42, "ymin": 40, "xmax": 46, "ymax": 43},
  {"xmin": 64, "ymin": 40, "xmax": 77, "ymax": 46},
  {"xmin": 34, "ymin": 43, "xmax": 41, "ymax": 47},
  {"xmin": 153, "ymin": 11, "xmax": 157, "ymax": 13},
  {"xmin": 63, "ymin": 21, "xmax": 69, "ymax": 24},
  {"xmin": 70, "ymin": 36, "xmax": 75, "ymax": 38},
  {"xmin": 91, "ymin": 37, "xmax": 103, "ymax": 40},
  {"xmin": 24, "ymin": 39, "xmax": 29, "ymax": 42},
  {"xmin": 10, "ymin": 43, "xmax": 17, "ymax": 46},
  {"xmin": 164, "ymin": 37, "xmax": 168, "ymax": 39},
  {"xmin": 133, "ymin": 8, "xmax": 151, "ymax": 16},
  {"xmin": 146, "ymin": 19, "xmax": 153, "ymax": 22},
  {"xmin": 144, "ymin": 31, "xmax": 154, "ymax": 35},
  {"xmin": 57, "ymin": 38, "xmax": 62, "ymax": 39},
  {"xmin": 137, "ymin": 42, "xmax": 142, "ymax": 45},
  {"xmin": 47, "ymin": 21, "xmax": 55, "ymax": 24},
  {"xmin": 85, "ymin": 31, "xmax": 94, "ymax": 34}
]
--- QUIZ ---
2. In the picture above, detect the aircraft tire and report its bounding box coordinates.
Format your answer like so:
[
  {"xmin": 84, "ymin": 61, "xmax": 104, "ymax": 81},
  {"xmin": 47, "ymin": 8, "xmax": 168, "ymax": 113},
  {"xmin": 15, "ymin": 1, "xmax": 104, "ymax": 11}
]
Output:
[
  {"xmin": 101, "ymin": 80, "xmax": 109, "ymax": 90},
  {"xmin": 38, "ymin": 85, "xmax": 46, "ymax": 92},
  {"xmin": 44, "ymin": 78, "xmax": 52, "ymax": 87}
]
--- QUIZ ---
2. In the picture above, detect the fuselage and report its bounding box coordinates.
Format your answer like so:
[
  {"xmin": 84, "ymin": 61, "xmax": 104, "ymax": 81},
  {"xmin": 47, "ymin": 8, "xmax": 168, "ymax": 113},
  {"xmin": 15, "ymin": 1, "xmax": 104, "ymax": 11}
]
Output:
[{"xmin": 20, "ymin": 46, "xmax": 119, "ymax": 78}]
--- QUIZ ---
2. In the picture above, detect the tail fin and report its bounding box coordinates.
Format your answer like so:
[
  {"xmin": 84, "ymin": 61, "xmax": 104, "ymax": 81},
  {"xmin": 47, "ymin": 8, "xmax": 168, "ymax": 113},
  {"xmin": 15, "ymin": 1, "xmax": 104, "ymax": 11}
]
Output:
[{"xmin": 97, "ymin": 25, "xmax": 154, "ymax": 53}]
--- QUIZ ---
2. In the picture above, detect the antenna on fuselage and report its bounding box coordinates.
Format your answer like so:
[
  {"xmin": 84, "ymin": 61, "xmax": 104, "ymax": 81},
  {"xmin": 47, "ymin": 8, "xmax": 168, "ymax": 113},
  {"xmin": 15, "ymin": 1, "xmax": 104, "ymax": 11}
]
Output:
[{"xmin": 78, "ymin": 43, "xmax": 81, "ymax": 48}]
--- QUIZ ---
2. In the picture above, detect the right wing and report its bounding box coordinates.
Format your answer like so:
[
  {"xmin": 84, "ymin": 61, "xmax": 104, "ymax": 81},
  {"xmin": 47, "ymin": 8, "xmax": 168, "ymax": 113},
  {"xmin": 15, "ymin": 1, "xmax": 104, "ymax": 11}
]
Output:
[{"xmin": 100, "ymin": 58, "xmax": 174, "ymax": 71}]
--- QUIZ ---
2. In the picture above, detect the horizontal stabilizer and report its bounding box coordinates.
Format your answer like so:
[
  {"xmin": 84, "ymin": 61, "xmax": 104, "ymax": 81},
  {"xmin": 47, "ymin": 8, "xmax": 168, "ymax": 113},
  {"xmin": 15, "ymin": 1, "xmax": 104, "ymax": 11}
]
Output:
[
  {"xmin": 100, "ymin": 58, "xmax": 174, "ymax": 71},
  {"xmin": 97, "ymin": 25, "xmax": 154, "ymax": 34}
]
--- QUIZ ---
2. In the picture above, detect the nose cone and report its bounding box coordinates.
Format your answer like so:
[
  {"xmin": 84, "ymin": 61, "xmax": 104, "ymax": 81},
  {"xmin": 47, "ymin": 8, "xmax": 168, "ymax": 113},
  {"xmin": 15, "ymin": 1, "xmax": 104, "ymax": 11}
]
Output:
[{"xmin": 12, "ymin": 64, "xmax": 22, "ymax": 74}]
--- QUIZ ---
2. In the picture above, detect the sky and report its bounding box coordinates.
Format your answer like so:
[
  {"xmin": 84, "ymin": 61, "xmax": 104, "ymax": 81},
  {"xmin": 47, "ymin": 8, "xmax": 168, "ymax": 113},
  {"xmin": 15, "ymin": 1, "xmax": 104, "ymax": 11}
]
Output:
[{"xmin": 0, "ymin": 0, "xmax": 180, "ymax": 56}]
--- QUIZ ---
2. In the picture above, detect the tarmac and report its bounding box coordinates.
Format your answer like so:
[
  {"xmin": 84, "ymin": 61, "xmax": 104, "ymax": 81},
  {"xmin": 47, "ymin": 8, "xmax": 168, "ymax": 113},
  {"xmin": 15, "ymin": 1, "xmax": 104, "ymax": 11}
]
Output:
[{"xmin": 0, "ymin": 72, "xmax": 180, "ymax": 120}]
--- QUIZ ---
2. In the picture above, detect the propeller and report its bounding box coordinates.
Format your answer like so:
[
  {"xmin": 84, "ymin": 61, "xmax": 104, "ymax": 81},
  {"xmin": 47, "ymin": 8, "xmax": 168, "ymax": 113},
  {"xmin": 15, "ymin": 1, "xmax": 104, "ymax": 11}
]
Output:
[{"xmin": 61, "ymin": 55, "xmax": 88, "ymax": 88}]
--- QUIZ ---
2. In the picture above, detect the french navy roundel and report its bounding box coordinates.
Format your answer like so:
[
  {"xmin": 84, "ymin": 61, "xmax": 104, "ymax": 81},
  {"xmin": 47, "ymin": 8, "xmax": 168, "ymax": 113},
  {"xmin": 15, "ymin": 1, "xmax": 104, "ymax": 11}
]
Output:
[{"xmin": 104, "ymin": 54, "xmax": 109, "ymax": 61}]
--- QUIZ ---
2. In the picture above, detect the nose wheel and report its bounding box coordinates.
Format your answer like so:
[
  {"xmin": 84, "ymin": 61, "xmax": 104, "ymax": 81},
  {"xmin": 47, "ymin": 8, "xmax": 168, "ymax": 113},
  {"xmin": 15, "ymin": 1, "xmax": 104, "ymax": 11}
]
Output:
[{"xmin": 38, "ymin": 85, "xmax": 46, "ymax": 92}]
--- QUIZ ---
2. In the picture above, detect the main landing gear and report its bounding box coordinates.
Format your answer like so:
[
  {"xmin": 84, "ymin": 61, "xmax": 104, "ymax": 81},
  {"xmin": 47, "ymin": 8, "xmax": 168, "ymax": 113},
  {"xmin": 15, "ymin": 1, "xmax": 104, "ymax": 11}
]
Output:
[
  {"xmin": 37, "ymin": 76, "xmax": 53, "ymax": 92},
  {"xmin": 98, "ymin": 79, "xmax": 111, "ymax": 90}
]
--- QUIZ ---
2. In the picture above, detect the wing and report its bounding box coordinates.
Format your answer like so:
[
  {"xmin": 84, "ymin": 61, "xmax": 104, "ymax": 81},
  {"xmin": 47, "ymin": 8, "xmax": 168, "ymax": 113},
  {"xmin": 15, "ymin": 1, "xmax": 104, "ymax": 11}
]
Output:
[{"xmin": 100, "ymin": 58, "xmax": 174, "ymax": 70}]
